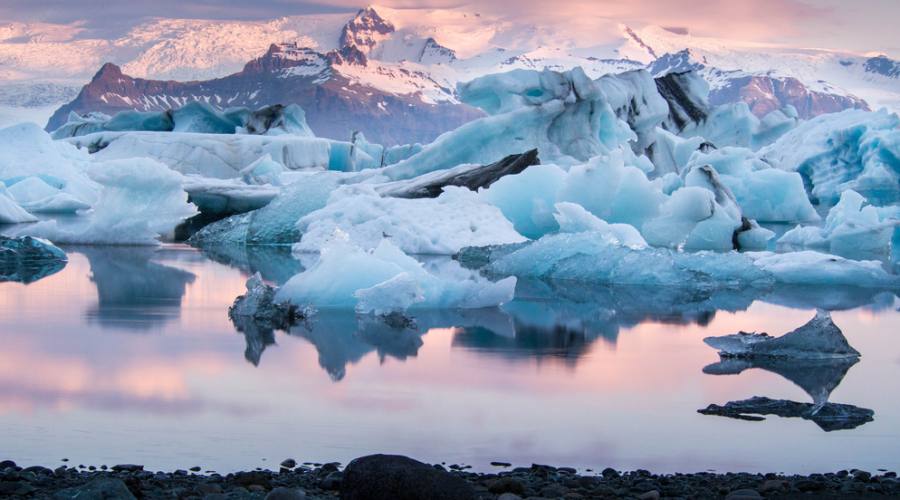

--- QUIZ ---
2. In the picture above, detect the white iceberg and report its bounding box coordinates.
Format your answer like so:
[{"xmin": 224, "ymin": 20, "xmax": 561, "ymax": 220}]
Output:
[
  {"xmin": 759, "ymin": 108, "xmax": 900, "ymax": 205},
  {"xmin": 276, "ymin": 235, "xmax": 516, "ymax": 313},
  {"xmin": 703, "ymin": 311, "xmax": 860, "ymax": 360},
  {"xmin": 780, "ymin": 190, "xmax": 899, "ymax": 256},
  {"xmin": 0, "ymin": 184, "xmax": 37, "ymax": 224},
  {"xmin": 294, "ymin": 185, "xmax": 526, "ymax": 255},
  {"xmin": 19, "ymin": 158, "xmax": 197, "ymax": 245},
  {"xmin": 487, "ymin": 231, "xmax": 898, "ymax": 289},
  {"xmin": 0, "ymin": 123, "xmax": 99, "ymax": 208}
]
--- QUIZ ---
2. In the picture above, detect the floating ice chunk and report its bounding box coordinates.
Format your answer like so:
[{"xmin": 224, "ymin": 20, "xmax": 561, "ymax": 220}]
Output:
[
  {"xmin": 704, "ymin": 311, "xmax": 859, "ymax": 359},
  {"xmin": 53, "ymin": 103, "xmax": 316, "ymax": 138},
  {"xmin": 69, "ymin": 131, "xmax": 334, "ymax": 178},
  {"xmin": 191, "ymin": 170, "xmax": 345, "ymax": 245},
  {"xmin": 0, "ymin": 235, "xmax": 67, "ymax": 283},
  {"xmin": 780, "ymin": 190, "xmax": 898, "ymax": 256},
  {"xmin": 558, "ymin": 151, "xmax": 665, "ymax": 228},
  {"xmin": 295, "ymin": 185, "xmax": 525, "ymax": 255},
  {"xmin": 0, "ymin": 123, "xmax": 100, "ymax": 205},
  {"xmin": 758, "ymin": 109, "xmax": 900, "ymax": 205},
  {"xmin": 0, "ymin": 184, "xmax": 37, "ymax": 224},
  {"xmin": 19, "ymin": 158, "xmax": 197, "ymax": 245},
  {"xmin": 598, "ymin": 69, "xmax": 670, "ymax": 152},
  {"xmin": 276, "ymin": 236, "xmax": 516, "ymax": 312},
  {"xmin": 389, "ymin": 67, "xmax": 635, "ymax": 180},
  {"xmin": 654, "ymin": 71, "xmax": 710, "ymax": 135},
  {"xmin": 480, "ymin": 164, "xmax": 567, "ymax": 239},
  {"xmin": 553, "ymin": 202, "xmax": 647, "ymax": 249},
  {"xmin": 488, "ymin": 232, "xmax": 898, "ymax": 289},
  {"xmin": 240, "ymin": 154, "xmax": 284, "ymax": 186},
  {"xmin": 642, "ymin": 186, "xmax": 740, "ymax": 252},
  {"xmin": 229, "ymin": 272, "xmax": 311, "ymax": 329},
  {"xmin": 686, "ymin": 147, "xmax": 819, "ymax": 223},
  {"xmin": 698, "ymin": 396, "xmax": 874, "ymax": 431},
  {"xmin": 183, "ymin": 176, "xmax": 280, "ymax": 216},
  {"xmin": 354, "ymin": 272, "xmax": 425, "ymax": 315},
  {"xmin": 480, "ymin": 151, "xmax": 665, "ymax": 239},
  {"xmin": 748, "ymin": 250, "xmax": 896, "ymax": 287},
  {"xmin": 458, "ymin": 68, "xmax": 572, "ymax": 115},
  {"xmin": 735, "ymin": 222, "xmax": 775, "ymax": 251},
  {"xmin": 5, "ymin": 176, "xmax": 91, "ymax": 214},
  {"xmin": 647, "ymin": 127, "xmax": 707, "ymax": 175},
  {"xmin": 234, "ymin": 104, "xmax": 315, "ymax": 136},
  {"xmin": 172, "ymin": 101, "xmax": 240, "ymax": 134}
]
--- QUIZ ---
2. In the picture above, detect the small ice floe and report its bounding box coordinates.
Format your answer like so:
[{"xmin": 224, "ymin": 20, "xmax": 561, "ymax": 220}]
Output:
[
  {"xmin": 703, "ymin": 311, "xmax": 860, "ymax": 360},
  {"xmin": 698, "ymin": 396, "xmax": 874, "ymax": 432},
  {"xmin": 0, "ymin": 235, "xmax": 67, "ymax": 283},
  {"xmin": 229, "ymin": 272, "xmax": 313, "ymax": 331}
]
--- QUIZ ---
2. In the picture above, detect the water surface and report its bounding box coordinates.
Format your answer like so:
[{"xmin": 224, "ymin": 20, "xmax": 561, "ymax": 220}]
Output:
[{"xmin": 1, "ymin": 245, "xmax": 898, "ymax": 474}]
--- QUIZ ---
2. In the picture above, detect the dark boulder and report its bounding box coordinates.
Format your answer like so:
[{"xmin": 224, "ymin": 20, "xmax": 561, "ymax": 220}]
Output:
[
  {"xmin": 340, "ymin": 454, "xmax": 476, "ymax": 500},
  {"xmin": 52, "ymin": 478, "xmax": 136, "ymax": 500}
]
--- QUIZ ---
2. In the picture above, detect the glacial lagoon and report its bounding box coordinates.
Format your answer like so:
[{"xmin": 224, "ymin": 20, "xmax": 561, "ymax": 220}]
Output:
[{"xmin": 1, "ymin": 245, "xmax": 898, "ymax": 474}]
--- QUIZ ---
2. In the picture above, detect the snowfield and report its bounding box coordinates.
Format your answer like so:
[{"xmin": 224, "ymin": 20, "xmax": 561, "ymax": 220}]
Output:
[{"xmin": 1, "ymin": 61, "xmax": 898, "ymax": 313}]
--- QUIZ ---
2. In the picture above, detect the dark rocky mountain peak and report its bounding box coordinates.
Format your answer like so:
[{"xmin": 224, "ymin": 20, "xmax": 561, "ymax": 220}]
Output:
[{"xmin": 340, "ymin": 6, "xmax": 395, "ymax": 55}]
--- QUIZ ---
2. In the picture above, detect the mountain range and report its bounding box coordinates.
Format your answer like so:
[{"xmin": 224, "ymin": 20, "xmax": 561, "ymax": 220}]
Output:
[{"xmin": 1, "ymin": 5, "xmax": 898, "ymax": 142}]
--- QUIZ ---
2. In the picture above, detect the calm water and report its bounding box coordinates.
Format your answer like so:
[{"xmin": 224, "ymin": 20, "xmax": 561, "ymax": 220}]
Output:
[{"xmin": 1, "ymin": 245, "xmax": 899, "ymax": 474}]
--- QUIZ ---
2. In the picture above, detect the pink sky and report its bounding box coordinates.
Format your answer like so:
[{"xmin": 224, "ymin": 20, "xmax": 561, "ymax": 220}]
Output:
[{"xmin": 1, "ymin": 0, "xmax": 898, "ymax": 57}]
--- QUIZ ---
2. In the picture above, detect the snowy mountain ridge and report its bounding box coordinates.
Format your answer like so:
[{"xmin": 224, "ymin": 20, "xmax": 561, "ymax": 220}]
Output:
[{"xmin": 2, "ymin": 5, "xmax": 899, "ymax": 131}]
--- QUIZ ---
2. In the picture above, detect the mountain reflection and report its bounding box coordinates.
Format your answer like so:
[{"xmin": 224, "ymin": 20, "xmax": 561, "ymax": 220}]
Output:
[{"xmin": 79, "ymin": 247, "xmax": 196, "ymax": 330}]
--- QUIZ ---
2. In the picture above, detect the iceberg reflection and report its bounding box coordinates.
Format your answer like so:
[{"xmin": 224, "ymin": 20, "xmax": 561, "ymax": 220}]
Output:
[
  {"xmin": 700, "ymin": 313, "xmax": 875, "ymax": 431},
  {"xmin": 80, "ymin": 247, "xmax": 196, "ymax": 330}
]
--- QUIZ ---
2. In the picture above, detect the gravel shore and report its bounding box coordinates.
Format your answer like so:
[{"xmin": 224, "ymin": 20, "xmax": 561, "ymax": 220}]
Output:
[{"xmin": 2, "ymin": 455, "xmax": 898, "ymax": 499}]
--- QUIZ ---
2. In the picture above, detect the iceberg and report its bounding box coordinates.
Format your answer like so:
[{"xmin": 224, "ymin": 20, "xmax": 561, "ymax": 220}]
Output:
[
  {"xmin": 18, "ymin": 158, "xmax": 197, "ymax": 245},
  {"xmin": 67, "ymin": 131, "xmax": 335, "ymax": 178},
  {"xmin": 552, "ymin": 202, "xmax": 647, "ymax": 248},
  {"xmin": 684, "ymin": 146, "xmax": 820, "ymax": 223},
  {"xmin": 229, "ymin": 272, "xmax": 312, "ymax": 330},
  {"xmin": 0, "ymin": 123, "xmax": 99, "ymax": 208},
  {"xmin": 703, "ymin": 311, "xmax": 860, "ymax": 359},
  {"xmin": 698, "ymin": 396, "xmax": 874, "ymax": 432},
  {"xmin": 383, "ymin": 67, "xmax": 638, "ymax": 182},
  {"xmin": 485, "ymin": 231, "xmax": 898, "ymax": 289},
  {"xmin": 481, "ymin": 150, "xmax": 663, "ymax": 239},
  {"xmin": 758, "ymin": 108, "xmax": 900, "ymax": 205},
  {"xmin": 240, "ymin": 154, "xmax": 285, "ymax": 186},
  {"xmin": 276, "ymin": 235, "xmax": 516, "ymax": 313},
  {"xmin": 0, "ymin": 235, "xmax": 67, "ymax": 283},
  {"xmin": 183, "ymin": 176, "xmax": 280, "ymax": 217},
  {"xmin": 5, "ymin": 176, "xmax": 92, "ymax": 214},
  {"xmin": 52, "ymin": 102, "xmax": 315, "ymax": 139},
  {"xmin": 779, "ymin": 189, "xmax": 899, "ymax": 256},
  {"xmin": 0, "ymin": 184, "xmax": 37, "ymax": 224},
  {"xmin": 294, "ymin": 185, "xmax": 525, "ymax": 255}
]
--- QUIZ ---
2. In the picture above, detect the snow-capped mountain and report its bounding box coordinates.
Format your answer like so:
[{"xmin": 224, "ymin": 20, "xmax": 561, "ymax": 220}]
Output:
[
  {"xmin": 648, "ymin": 49, "xmax": 869, "ymax": 117},
  {"xmin": 47, "ymin": 40, "xmax": 481, "ymax": 145},
  {"xmin": 4, "ymin": 5, "xmax": 899, "ymax": 135}
]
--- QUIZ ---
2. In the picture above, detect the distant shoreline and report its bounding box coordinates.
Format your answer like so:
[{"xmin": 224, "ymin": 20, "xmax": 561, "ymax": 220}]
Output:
[{"xmin": 3, "ymin": 455, "xmax": 897, "ymax": 499}]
